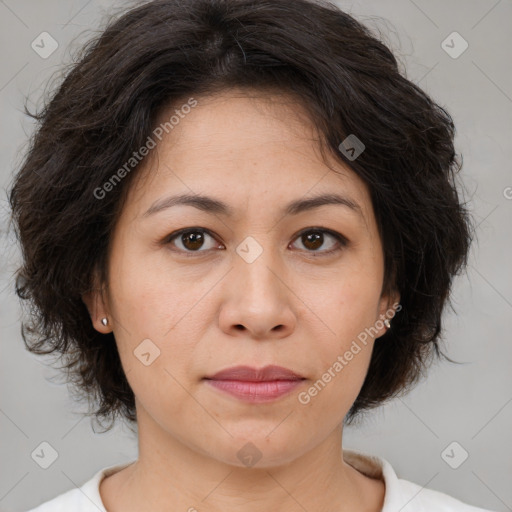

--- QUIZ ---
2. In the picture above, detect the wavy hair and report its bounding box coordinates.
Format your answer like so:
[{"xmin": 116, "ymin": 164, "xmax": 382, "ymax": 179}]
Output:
[{"xmin": 8, "ymin": 0, "xmax": 472, "ymax": 431}]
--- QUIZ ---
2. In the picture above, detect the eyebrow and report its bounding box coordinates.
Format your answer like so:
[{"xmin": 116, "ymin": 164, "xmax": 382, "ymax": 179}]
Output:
[{"xmin": 143, "ymin": 192, "xmax": 363, "ymax": 219}]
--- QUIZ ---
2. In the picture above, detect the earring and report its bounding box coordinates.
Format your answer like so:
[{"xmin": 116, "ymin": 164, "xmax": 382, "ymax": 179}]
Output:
[
  {"xmin": 101, "ymin": 317, "xmax": 108, "ymax": 326},
  {"xmin": 384, "ymin": 319, "xmax": 391, "ymax": 329}
]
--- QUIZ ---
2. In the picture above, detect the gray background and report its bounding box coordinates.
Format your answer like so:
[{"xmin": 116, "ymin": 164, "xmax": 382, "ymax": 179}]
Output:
[{"xmin": 0, "ymin": 0, "xmax": 511, "ymax": 511}]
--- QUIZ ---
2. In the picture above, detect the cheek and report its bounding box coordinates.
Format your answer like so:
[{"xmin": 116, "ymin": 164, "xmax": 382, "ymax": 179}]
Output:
[
  {"xmin": 107, "ymin": 245, "xmax": 220, "ymax": 388},
  {"xmin": 313, "ymin": 268, "xmax": 382, "ymax": 341},
  {"xmin": 109, "ymin": 241, "xmax": 212, "ymax": 334},
  {"xmin": 298, "ymin": 269, "xmax": 380, "ymax": 404},
  {"xmin": 297, "ymin": 341, "xmax": 372, "ymax": 427},
  {"xmin": 300, "ymin": 327, "xmax": 374, "ymax": 420}
]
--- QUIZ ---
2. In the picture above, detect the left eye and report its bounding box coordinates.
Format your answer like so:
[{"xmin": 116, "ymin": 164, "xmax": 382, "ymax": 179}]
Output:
[
  {"xmin": 290, "ymin": 228, "xmax": 347, "ymax": 255},
  {"xmin": 164, "ymin": 227, "xmax": 347, "ymax": 255}
]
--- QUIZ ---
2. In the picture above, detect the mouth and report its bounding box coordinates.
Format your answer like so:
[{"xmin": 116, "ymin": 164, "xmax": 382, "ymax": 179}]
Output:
[
  {"xmin": 204, "ymin": 364, "xmax": 305, "ymax": 381},
  {"xmin": 203, "ymin": 365, "xmax": 306, "ymax": 403}
]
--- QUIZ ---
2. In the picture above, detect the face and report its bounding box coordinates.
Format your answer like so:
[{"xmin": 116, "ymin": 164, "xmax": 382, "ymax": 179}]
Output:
[{"xmin": 84, "ymin": 89, "xmax": 398, "ymax": 468}]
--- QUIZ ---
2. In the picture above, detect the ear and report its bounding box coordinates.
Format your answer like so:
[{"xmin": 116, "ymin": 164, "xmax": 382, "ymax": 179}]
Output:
[
  {"xmin": 81, "ymin": 269, "xmax": 111, "ymax": 333},
  {"xmin": 375, "ymin": 288, "xmax": 401, "ymax": 339}
]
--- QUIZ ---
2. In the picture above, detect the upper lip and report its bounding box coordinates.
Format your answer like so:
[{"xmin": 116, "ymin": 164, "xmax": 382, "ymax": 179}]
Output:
[{"xmin": 205, "ymin": 365, "xmax": 305, "ymax": 381}]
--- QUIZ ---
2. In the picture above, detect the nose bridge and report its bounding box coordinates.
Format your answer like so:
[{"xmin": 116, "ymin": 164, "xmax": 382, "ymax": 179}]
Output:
[
  {"xmin": 233, "ymin": 234, "xmax": 284, "ymax": 304},
  {"xmin": 217, "ymin": 231, "xmax": 297, "ymax": 339}
]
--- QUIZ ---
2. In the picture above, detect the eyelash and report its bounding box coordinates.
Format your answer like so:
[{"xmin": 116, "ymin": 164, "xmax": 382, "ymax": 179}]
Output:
[{"xmin": 162, "ymin": 227, "xmax": 349, "ymax": 258}]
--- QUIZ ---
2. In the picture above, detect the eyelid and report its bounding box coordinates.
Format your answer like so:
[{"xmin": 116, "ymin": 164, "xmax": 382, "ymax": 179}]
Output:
[
  {"xmin": 290, "ymin": 227, "xmax": 349, "ymax": 255},
  {"xmin": 163, "ymin": 227, "xmax": 223, "ymax": 255},
  {"xmin": 163, "ymin": 226, "xmax": 349, "ymax": 256}
]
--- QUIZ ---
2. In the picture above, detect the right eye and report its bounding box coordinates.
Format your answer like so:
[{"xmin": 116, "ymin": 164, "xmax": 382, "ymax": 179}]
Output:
[{"xmin": 164, "ymin": 227, "xmax": 225, "ymax": 256}]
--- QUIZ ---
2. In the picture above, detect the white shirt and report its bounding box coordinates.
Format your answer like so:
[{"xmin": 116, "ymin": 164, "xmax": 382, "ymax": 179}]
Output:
[{"xmin": 26, "ymin": 449, "xmax": 496, "ymax": 511}]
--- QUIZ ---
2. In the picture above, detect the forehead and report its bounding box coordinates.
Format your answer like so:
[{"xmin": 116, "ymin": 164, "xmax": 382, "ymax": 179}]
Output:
[{"xmin": 123, "ymin": 89, "xmax": 374, "ymax": 227}]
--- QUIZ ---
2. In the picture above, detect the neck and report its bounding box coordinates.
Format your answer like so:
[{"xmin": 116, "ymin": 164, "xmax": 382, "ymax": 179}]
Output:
[{"xmin": 101, "ymin": 410, "xmax": 384, "ymax": 512}]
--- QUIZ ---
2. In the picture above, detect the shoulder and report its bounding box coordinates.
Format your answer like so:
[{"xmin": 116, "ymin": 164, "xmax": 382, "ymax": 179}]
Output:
[
  {"xmin": 393, "ymin": 477, "xmax": 495, "ymax": 512},
  {"xmin": 24, "ymin": 460, "xmax": 135, "ymax": 512},
  {"xmin": 25, "ymin": 486, "xmax": 91, "ymax": 512},
  {"xmin": 343, "ymin": 449, "xmax": 497, "ymax": 512}
]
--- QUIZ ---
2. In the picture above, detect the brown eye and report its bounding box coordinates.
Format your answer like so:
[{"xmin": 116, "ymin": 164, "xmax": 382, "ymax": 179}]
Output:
[
  {"xmin": 301, "ymin": 231, "xmax": 324, "ymax": 250},
  {"xmin": 164, "ymin": 227, "xmax": 347, "ymax": 257},
  {"xmin": 181, "ymin": 231, "xmax": 206, "ymax": 251},
  {"xmin": 166, "ymin": 228, "xmax": 221, "ymax": 254},
  {"xmin": 291, "ymin": 228, "xmax": 347, "ymax": 255}
]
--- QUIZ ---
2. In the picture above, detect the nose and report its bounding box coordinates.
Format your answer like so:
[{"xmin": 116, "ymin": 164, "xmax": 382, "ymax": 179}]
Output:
[{"xmin": 218, "ymin": 246, "xmax": 297, "ymax": 340}]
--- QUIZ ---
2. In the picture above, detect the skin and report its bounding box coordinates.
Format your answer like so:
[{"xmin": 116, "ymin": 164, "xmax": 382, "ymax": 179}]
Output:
[{"xmin": 83, "ymin": 88, "xmax": 399, "ymax": 512}]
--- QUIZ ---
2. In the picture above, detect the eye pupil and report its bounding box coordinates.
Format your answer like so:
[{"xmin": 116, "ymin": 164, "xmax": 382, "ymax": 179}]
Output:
[
  {"xmin": 303, "ymin": 231, "xmax": 323, "ymax": 250},
  {"xmin": 183, "ymin": 231, "xmax": 204, "ymax": 250},
  {"xmin": 169, "ymin": 228, "xmax": 343, "ymax": 256}
]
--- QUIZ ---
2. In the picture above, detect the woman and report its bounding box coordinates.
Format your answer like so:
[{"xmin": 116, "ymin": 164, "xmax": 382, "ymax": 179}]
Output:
[{"xmin": 9, "ymin": 0, "xmax": 496, "ymax": 510}]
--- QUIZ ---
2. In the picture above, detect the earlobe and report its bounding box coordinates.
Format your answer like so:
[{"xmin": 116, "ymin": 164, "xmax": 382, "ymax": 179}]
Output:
[
  {"xmin": 377, "ymin": 290, "xmax": 401, "ymax": 337},
  {"xmin": 81, "ymin": 276, "xmax": 111, "ymax": 332}
]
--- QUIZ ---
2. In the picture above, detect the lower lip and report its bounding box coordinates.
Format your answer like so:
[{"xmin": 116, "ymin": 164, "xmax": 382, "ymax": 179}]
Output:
[{"xmin": 204, "ymin": 379, "xmax": 304, "ymax": 402}]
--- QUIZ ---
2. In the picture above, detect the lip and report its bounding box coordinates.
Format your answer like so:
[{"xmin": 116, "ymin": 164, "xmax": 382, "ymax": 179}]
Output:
[
  {"xmin": 204, "ymin": 365, "xmax": 306, "ymax": 403},
  {"xmin": 205, "ymin": 365, "xmax": 304, "ymax": 381}
]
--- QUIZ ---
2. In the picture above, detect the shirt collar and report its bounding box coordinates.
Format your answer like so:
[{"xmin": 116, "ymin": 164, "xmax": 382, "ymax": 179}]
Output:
[
  {"xmin": 343, "ymin": 448, "xmax": 406, "ymax": 511},
  {"xmin": 82, "ymin": 450, "xmax": 404, "ymax": 512}
]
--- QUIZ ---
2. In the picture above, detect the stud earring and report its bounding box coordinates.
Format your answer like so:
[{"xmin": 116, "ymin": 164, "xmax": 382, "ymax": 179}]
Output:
[
  {"xmin": 384, "ymin": 319, "xmax": 391, "ymax": 329},
  {"xmin": 101, "ymin": 317, "xmax": 108, "ymax": 326}
]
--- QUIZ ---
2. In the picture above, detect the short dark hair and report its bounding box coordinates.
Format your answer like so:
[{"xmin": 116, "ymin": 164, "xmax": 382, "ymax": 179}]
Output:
[{"xmin": 8, "ymin": 0, "xmax": 472, "ymax": 431}]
